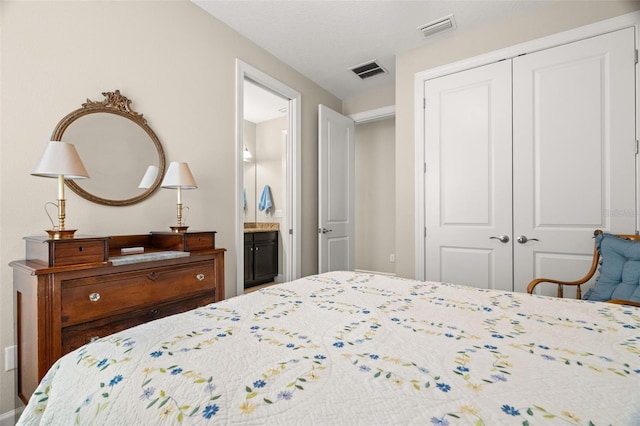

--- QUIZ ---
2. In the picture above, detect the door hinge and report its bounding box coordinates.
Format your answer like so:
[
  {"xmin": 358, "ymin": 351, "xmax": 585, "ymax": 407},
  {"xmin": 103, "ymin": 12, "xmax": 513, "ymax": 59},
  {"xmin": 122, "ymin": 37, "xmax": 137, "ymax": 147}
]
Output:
[
  {"xmin": 424, "ymin": 162, "xmax": 427, "ymax": 174},
  {"xmin": 423, "ymin": 98, "xmax": 426, "ymax": 109},
  {"xmin": 424, "ymin": 227, "xmax": 427, "ymax": 237},
  {"xmin": 636, "ymin": 140, "xmax": 639, "ymax": 155},
  {"xmin": 635, "ymin": 49, "xmax": 638, "ymax": 64},
  {"xmin": 289, "ymin": 229, "xmax": 293, "ymax": 235}
]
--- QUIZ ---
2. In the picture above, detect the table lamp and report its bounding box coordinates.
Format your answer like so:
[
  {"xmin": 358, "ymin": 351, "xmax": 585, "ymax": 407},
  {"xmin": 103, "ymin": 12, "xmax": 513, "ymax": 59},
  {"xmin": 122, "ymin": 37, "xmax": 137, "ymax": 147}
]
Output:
[
  {"xmin": 138, "ymin": 165, "xmax": 160, "ymax": 189},
  {"xmin": 161, "ymin": 161, "xmax": 197, "ymax": 232},
  {"xmin": 31, "ymin": 141, "xmax": 89, "ymax": 239}
]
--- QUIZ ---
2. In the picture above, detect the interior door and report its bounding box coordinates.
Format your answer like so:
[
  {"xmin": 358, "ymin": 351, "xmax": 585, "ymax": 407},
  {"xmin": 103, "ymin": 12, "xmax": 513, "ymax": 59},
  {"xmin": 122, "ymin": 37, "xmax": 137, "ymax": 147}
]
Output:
[
  {"xmin": 424, "ymin": 28, "xmax": 637, "ymax": 294},
  {"xmin": 424, "ymin": 60, "xmax": 513, "ymax": 291},
  {"xmin": 512, "ymin": 27, "xmax": 637, "ymax": 294},
  {"xmin": 318, "ymin": 104, "xmax": 355, "ymax": 273}
]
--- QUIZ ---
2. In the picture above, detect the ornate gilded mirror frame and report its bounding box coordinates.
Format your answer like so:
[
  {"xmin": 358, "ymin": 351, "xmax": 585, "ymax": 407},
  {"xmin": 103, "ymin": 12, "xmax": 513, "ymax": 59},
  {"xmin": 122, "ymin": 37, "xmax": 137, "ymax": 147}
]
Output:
[{"xmin": 51, "ymin": 90, "xmax": 166, "ymax": 206}]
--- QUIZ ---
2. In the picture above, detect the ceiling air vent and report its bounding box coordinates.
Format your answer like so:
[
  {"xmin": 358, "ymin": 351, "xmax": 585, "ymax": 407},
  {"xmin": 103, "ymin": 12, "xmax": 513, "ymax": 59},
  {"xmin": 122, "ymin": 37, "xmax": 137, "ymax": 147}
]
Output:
[
  {"xmin": 417, "ymin": 14, "xmax": 456, "ymax": 38},
  {"xmin": 349, "ymin": 60, "xmax": 387, "ymax": 80}
]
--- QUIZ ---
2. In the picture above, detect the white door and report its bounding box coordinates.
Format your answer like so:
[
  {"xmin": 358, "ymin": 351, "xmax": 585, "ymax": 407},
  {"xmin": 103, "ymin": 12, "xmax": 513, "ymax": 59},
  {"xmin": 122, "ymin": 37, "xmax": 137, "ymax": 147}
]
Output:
[
  {"xmin": 424, "ymin": 60, "xmax": 513, "ymax": 291},
  {"xmin": 424, "ymin": 28, "xmax": 637, "ymax": 294},
  {"xmin": 318, "ymin": 104, "xmax": 355, "ymax": 273},
  {"xmin": 512, "ymin": 27, "xmax": 637, "ymax": 294}
]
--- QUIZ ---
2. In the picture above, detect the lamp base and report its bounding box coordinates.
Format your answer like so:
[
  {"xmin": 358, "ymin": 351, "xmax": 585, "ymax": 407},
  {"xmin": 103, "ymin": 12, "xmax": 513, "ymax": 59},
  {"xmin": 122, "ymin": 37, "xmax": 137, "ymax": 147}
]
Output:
[
  {"xmin": 170, "ymin": 226, "xmax": 189, "ymax": 233},
  {"xmin": 46, "ymin": 229, "xmax": 77, "ymax": 240}
]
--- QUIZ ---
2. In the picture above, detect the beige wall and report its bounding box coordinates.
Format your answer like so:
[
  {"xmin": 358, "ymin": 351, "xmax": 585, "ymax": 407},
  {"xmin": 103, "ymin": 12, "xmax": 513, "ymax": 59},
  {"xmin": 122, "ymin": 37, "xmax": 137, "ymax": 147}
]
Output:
[
  {"xmin": 394, "ymin": 1, "xmax": 640, "ymax": 279},
  {"xmin": 342, "ymin": 83, "xmax": 395, "ymax": 115},
  {"xmin": 355, "ymin": 118, "xmax": 396, "ymax": 274},
  {"xmin": 0, "ymin": 0, "xmax": 341, "ymax": 414},
  {"xmin": 243, "ymin": 120, "xmax": 257, "ymax": 222},
  {"xmin": 255, "ymin": 116, "xmax": 286, "ymax": 224}
]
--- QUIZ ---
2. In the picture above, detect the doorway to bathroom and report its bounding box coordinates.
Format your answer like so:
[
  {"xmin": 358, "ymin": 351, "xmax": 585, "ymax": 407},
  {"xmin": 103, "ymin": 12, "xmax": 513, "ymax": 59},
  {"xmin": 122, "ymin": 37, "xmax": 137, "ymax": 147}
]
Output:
[{"xmin": 235, "ymin": 60, "xmax": 301, "ymax": 296}]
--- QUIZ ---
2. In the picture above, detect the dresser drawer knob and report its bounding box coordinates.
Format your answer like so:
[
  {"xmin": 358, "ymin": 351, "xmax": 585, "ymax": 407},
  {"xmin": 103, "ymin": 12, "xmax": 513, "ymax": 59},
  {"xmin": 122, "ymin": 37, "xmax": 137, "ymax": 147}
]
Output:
[
  {"xmin": 150, "ymin": 309, "xmax": 159, "ymax": 316},
  {"xmin": 196, "ymin": 273, "xmax": 205, "ymax": 281},
  {"xmin": 89, "ymin": 292, "xmax": 101, "ymax": 302}
]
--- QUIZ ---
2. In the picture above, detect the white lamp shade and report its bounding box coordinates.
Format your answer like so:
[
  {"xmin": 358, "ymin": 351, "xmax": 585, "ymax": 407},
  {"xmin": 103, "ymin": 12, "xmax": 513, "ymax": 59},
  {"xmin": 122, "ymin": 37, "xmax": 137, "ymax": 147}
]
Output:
[
  {"xmin": 31, "ymin": 141, "xmax": 89, "ymax": 179},
  {"xmin": 161, "ymin": 162, "xmax": 197, "ymax": 189},
  {"xmin": 243, "ymin": 146, "xmax": 252, "ymax": 161},
  {"xmin": 138, "ymin": 165, "xmax": 160, "ymax": 189}
]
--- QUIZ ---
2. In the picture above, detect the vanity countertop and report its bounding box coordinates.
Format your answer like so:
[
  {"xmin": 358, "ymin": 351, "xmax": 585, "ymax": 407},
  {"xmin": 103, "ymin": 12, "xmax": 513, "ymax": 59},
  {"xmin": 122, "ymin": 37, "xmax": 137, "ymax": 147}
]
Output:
[{"xmin": 244, "ymin": 222, "xmax": 279, "ymax": 233}]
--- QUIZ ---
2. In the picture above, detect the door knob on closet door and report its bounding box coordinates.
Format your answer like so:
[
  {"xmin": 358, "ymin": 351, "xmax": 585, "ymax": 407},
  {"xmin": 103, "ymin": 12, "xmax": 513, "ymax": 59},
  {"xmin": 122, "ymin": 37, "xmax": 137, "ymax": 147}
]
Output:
[
  {"xmin": 319, "ymin": 228, "xmax": 333, "ymax": 234},
  {"xmin": 516, "ymin": 235, "xmax": 539, "ymax": 244},
  {"xmin": 490, "ymin": 235, "xmax": 510, "ymax": 243}
]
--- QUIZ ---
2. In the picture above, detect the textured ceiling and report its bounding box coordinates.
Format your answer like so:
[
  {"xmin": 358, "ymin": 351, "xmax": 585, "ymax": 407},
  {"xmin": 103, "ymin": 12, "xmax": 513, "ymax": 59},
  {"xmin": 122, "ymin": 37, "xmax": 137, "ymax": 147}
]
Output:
[{"xmin": 193, "ymin": 0, "xmax": 551, "ymax": 100}]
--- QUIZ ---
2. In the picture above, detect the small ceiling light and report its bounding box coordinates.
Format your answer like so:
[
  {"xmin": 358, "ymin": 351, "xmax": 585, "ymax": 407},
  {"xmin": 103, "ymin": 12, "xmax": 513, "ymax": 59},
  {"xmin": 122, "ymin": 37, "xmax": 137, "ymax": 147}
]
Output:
[{"xmin": 417, "ymin": 14, "xmax": 456, "ymax": 39}]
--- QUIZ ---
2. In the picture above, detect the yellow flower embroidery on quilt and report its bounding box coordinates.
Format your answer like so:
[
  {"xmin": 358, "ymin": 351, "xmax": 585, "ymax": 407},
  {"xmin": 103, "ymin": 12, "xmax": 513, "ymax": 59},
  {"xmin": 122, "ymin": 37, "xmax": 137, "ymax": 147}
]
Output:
[
  {"xmin": 240, "ymin": 402, "xmax": 255, "ymax": 414},
  {"xmin": 466, "ymin": 383, "xmax": 483, "ymax": 392},
  {"xmin": 460, "ymin": 405, "xmax": 479, "ymax": 415},
  {"xmin": 562, "ymin": 411, "xmax": 581, "ymax": 422}
]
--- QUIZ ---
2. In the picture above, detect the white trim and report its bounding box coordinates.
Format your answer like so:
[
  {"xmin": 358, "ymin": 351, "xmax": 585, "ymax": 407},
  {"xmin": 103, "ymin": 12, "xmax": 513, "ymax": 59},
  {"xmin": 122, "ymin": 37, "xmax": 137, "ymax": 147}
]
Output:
[
  {"xmin": 348, "ymin": 105, "xmax": 395, "ymax": 124},
  {"xmin": 235, "ymin": 60, "xmax": 302, "ymax": 296},
  {"xmin": 414, "ymin": 11, "xmax": 640, "ymax": 281},
  {"xmin": 414, "ymin": 78, "xmax": 426, "ymax": 281},
  {"xmin": 354, "ymin": 268, "xmax": 396, "ymax": 277},
  {"xmin": 0, "ymin": 407, "xmax": 23, "ymax": 426}
]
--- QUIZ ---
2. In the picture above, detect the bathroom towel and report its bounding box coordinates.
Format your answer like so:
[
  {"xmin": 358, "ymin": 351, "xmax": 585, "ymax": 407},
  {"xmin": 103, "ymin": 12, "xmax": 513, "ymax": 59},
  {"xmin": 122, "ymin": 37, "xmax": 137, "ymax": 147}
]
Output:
[{"xmin": 258, "ymin": 185, "xmax": 273, "ymax": 214}]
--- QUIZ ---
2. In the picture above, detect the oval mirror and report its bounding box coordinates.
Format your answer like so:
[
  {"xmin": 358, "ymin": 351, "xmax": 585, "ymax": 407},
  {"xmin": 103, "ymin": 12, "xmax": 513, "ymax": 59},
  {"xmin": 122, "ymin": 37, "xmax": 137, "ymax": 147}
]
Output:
[{"xmin": 51, "ymin": 90, "xmax": 166, "ymax": 206}]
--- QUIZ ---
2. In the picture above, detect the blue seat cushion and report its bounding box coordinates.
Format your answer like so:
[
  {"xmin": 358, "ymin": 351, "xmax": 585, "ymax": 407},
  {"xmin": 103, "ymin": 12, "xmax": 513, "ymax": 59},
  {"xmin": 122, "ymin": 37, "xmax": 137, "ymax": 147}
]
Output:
[{"xmin": 583, "ymin": 233, "xmax": 640, "ymax": 302}]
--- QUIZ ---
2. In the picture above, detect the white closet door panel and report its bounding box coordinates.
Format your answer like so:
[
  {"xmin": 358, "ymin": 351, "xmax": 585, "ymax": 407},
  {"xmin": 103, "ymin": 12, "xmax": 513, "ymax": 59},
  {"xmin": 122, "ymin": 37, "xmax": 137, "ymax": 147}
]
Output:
[
  {"xmin": 440, "ymin": 247, "xmax": 494, "ymax": 289},
  {"xmin": 425, "ymin": 60, "xmax": 513, "ymax": 291},
  {"xmin": 441, "ymin": 84, "xmax": 492, "ymax": 224},
  {"xmin": 513, "ymin": 27, "xmax": 636, "ymax": 293}
]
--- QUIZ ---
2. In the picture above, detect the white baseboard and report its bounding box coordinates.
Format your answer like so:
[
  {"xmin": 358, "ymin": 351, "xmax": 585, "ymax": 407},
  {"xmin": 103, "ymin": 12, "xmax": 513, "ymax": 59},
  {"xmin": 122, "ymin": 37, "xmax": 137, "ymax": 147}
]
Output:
[
  {"xmin": 354, "ymin": 269, "xmax": 396, "ymax": 277},
  {"xmin": 0, "ymin": 406, "xmax": 23, "ymax": 426}
]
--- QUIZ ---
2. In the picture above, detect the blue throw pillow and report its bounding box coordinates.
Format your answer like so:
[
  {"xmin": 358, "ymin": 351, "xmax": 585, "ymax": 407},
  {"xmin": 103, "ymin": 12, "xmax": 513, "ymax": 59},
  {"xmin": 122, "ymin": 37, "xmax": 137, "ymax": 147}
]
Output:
[{"xmin": 583, "ymin": 233, "xmax": 640, "ymax": 302}]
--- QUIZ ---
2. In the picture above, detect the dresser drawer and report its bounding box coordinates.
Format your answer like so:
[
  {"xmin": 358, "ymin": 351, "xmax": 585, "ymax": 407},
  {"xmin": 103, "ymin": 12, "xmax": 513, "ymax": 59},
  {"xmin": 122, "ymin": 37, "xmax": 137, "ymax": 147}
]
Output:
[
  {"xmin": 150, "ymin": 231, "xmax": 215, "ymax": 251},
  {"xmin": 25, "ymin": 236, "xmax": 108, "ymax": 267},
  {"xmin": 61, "ymin": 261, "xmax": 215, "ymax": 326},
  {"xmin": 184, "ymin": 232, "xmax": 215, "ymax": 251},
  {"xmin": 51, "ymin": 239, "xmax": 108, "ymax": 266},
  {"xmin": 61, "ymin": 294, "xmax": 216, "ymax": 354}
]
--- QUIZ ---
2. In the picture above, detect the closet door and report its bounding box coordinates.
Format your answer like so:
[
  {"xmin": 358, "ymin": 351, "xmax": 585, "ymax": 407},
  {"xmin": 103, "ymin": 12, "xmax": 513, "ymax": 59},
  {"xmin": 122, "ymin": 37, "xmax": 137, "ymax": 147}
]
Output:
[
  {"xmin": 512, "ymin": 27, "xmax": 637, "ymax": 294},
  {"xmin": 424, "ymin": 60, "xmax": 513, "ymax": 291}
]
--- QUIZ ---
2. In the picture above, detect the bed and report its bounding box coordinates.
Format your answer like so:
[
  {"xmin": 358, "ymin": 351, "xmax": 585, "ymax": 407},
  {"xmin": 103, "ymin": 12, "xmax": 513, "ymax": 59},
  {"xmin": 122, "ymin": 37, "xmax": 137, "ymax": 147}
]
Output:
[{"xmin": 17, "ymin": 271, "xmax": 640, "ymax": 425}]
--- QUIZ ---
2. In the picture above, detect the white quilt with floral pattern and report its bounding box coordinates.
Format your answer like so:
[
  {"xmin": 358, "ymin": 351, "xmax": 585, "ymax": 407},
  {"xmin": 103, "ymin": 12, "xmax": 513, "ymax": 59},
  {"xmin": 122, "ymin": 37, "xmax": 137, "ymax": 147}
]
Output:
[{"xmin": 17, "ymin": 271, "xmax": 640, "ymax": 425}]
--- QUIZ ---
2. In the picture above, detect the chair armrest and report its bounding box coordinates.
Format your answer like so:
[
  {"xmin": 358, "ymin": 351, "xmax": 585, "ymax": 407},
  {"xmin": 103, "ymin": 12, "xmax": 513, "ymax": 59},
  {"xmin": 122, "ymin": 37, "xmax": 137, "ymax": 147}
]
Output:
[
  {"xmin": 527, "ymin": 232, "xmax": 602, "ymax": 298},
  {"xmin": 526, "ymin": 277, "xmax": 592, "ymax": 294}
]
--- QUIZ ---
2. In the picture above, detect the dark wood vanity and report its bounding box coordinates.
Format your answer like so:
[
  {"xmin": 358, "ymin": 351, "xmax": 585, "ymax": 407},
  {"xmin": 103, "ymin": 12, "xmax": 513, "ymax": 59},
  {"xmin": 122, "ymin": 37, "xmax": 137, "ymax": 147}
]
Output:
[
  {"xmin": 11, "ymin": 231, "xmax": 225, "ymax": 404},
  {"xmin": 244, "ymin": 225, "xmax": 278, "ymax": 288}
]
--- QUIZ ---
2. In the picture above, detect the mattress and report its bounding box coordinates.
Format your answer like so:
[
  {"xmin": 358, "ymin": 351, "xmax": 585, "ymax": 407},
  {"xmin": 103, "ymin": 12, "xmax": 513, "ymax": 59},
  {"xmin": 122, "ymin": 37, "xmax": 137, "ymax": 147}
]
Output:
[{"xmin": 17, "ymin": 271, "xmax": 640, "ymax": 424}]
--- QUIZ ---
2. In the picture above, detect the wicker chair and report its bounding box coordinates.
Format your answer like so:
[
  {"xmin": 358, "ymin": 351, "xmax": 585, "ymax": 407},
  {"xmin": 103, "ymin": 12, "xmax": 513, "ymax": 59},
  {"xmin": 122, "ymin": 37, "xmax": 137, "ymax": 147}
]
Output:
[{"xmin": 527, "ymin": 229, "xmax": 640, "ymax": 307}]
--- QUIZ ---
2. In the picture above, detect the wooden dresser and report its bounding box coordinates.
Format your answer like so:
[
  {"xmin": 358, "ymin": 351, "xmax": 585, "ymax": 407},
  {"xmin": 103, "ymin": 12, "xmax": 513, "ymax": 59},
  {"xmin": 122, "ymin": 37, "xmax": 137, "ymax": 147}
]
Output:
[{"xmin": 10, "ymin": 231, "xmax": 225, "ymax": 404}]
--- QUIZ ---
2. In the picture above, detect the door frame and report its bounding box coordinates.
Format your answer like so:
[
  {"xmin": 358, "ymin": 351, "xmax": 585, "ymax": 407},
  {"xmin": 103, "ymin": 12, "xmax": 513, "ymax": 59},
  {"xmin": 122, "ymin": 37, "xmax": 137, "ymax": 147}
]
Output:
[
  {"xmin": 235, "ymin": 59, "xmax": 302, "ymax": 295},
  {"xmin": 414, "ymin": 11, "xmax": 640, "ymax": 281}
]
